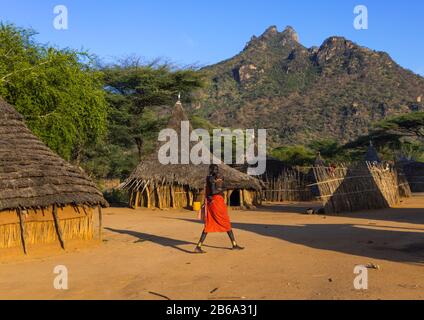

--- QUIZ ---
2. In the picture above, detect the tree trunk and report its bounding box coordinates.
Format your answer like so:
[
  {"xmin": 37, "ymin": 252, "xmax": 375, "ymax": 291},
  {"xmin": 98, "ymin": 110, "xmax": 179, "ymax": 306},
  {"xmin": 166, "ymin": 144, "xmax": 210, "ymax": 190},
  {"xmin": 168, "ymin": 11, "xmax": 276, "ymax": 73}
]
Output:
[{"xmin": 135, "ymin": 137, "xmax": 144, "ymax": 161}]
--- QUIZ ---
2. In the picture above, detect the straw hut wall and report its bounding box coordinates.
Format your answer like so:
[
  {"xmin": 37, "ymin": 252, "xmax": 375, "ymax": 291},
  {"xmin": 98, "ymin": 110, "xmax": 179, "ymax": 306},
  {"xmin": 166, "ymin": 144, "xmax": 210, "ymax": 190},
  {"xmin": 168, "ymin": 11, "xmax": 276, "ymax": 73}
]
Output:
[
  {"xmin": 0, "ymin": 100, "xmax": 108, "ymax": 253},
  {"xmin": 311, "ymin": 163, "xmax": 403, "ymax": 214},
  {"xmin": 122, "ymin": 101, "xmax": 262, "ymax": 210}
]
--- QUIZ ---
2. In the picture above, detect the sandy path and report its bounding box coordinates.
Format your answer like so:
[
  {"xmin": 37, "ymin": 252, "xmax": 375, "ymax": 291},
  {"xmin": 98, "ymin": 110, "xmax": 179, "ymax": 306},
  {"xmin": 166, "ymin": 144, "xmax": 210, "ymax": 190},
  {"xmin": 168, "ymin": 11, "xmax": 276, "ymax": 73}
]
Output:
[{"xmin": 0, "ymin": 196, "xmax": 423, "ymax": 300}]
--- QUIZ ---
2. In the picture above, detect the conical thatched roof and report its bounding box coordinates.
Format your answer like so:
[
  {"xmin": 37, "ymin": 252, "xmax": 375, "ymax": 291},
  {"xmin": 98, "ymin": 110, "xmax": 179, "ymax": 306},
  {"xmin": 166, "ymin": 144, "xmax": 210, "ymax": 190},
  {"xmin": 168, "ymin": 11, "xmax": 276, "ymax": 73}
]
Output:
[
  {"xmin": 365, "ymin": 141, "xmax": 380, "ymax": 163},
  {"xmin": 123, "ymin": 101, "xmax": 262, "ymax": 191},
  {"xmin": 314, "ymin": 152, "xmax": 325, "ymax": 167},
  {"xmin": 0, "ymin": 99, "xmax": 108, "ymax": 211}
]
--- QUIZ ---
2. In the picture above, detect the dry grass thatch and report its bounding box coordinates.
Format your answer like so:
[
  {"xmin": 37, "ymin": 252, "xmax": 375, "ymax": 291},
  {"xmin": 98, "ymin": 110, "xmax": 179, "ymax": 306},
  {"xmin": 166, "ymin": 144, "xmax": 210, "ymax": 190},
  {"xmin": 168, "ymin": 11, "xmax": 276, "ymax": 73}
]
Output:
[
  {"xmin": 0, "ymin": 99, "xmax": 108, "ymax": 211},
  {"xmin": 0, "ymin": 206, "xmax": 94, "ymax": 249},
  {"xmin": 312, "ymin": 163, "xmax": 407, "ymax": 214},
  {"xmin": 122, "ymin": 101, "xmax": 263, "ymax": 193}
]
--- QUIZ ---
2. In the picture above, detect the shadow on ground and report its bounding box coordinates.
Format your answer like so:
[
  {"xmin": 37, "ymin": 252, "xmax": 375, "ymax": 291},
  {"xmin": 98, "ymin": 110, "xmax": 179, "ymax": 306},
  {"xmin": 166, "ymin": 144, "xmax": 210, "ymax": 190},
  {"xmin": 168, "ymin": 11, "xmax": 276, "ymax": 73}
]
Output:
[
  {"xmin": 105, "ymin": 227, "xmax": 231, "ymax": 254},
  {"xmin": 255, "ymin": 202, "xmax": 424, "ymax": 226},
  {"xmin": 175, "ymin": 215, "xmax": 424, "ymax": 264}
]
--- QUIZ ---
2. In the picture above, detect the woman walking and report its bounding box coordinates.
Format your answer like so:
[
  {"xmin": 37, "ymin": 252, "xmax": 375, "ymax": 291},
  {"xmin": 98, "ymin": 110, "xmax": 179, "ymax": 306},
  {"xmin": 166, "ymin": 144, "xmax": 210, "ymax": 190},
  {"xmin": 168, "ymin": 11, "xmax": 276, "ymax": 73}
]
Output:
[{"xmin": 194, "ymin": 164, "xmax": 244, "ymax": 254}]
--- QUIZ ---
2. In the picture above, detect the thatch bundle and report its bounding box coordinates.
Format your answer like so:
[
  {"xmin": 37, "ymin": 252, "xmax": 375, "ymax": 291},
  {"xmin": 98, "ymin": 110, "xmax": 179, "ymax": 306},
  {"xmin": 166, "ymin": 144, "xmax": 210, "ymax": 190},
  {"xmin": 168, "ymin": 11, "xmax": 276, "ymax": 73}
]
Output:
[
  {"xmin": 311, "ymin": 162, "xmax": 407, "ymax": 214},
  {"xmin": 0, "ymin": 99, "xmax": 108, "ymax": 253},
  {"xmin": 122, "ymin": 101, "xmax": 262, "ymax": 210}
]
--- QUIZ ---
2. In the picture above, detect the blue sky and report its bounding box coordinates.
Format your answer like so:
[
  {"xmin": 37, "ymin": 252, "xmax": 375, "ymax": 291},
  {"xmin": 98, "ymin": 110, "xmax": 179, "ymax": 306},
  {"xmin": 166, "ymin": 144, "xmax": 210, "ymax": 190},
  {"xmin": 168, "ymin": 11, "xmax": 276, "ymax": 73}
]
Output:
[{"xmin": 0, "ymin": 0, "xmax": 423, "ymax": 75}]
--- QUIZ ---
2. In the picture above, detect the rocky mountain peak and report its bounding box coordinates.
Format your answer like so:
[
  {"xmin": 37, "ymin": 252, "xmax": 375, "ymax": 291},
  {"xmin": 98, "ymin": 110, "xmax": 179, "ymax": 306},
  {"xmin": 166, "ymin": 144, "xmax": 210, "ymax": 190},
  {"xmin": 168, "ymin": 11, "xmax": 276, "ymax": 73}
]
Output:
[
  {"xmin": 281, "ymin": 26, "xmax": 299, "ymax": 43},
  {"xmin": 245, "ymin": 25, "xmax": 300, "ymax": 51},
  {"xmin": 200, "ymin": 29, "xmax": 424, "ymax": 147},
  {"xmin": 262, "ymin": 25, "xmax": 278, "ymax": 37}
]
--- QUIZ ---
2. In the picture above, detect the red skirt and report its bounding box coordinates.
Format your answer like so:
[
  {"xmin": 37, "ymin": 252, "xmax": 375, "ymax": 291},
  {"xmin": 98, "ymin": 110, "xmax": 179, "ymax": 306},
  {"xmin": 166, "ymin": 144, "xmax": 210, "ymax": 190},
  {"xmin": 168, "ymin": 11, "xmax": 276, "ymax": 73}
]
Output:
[{"xmin": 204, "ymin": 195, "xmax": 232, "ymax": 233}]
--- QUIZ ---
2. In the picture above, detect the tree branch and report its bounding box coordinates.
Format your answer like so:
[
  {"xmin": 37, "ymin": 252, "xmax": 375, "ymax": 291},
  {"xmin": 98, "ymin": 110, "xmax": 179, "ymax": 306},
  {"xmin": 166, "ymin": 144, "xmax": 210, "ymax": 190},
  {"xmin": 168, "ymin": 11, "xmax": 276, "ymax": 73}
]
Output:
[{"xmin": 0, "ymin": 60, "xmax": 51, "ymax": 82}]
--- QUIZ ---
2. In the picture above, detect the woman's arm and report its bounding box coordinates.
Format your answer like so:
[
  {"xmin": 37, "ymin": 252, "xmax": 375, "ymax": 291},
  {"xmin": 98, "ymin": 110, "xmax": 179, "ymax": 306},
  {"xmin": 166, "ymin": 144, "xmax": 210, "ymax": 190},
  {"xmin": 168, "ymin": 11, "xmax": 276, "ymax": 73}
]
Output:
[{"xmin": 208, "ymin": 175, "xmax": 225, "ymax": 196}]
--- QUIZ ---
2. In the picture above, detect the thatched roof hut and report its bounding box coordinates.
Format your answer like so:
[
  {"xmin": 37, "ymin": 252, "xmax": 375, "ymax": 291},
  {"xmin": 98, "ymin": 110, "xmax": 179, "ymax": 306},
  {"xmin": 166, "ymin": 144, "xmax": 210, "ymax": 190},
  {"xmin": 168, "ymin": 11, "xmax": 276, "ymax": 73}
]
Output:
[
  {"xmin": 232, "ymin": 158, "xmax": 291, "ymax": 178},
  {"xmin": 122, "ymin": 100, "xmax": 262, "ymax": 209},
  {"xmin": 0, "ymin": 99, "xmax": 108, "ymax": 253},
  {"xmin": 314, "ymin": 152, "xmax": 326, "ymax": 167},
  {"xmin": 365, "ymin": 142, "xmax": 380, "ymax": 163}
]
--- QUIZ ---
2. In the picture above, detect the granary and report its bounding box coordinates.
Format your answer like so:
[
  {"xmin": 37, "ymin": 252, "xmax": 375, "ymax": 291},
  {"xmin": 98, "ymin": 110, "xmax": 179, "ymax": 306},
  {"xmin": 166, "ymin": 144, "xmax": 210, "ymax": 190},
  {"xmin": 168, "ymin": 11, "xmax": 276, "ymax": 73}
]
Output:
[
  {"xmin": 0, "ymin": 99, "xmax": 108, "ymax": 254},
  {"xmin": 122, "ymin": 100, "xmax": 262, "ymax": 210}
]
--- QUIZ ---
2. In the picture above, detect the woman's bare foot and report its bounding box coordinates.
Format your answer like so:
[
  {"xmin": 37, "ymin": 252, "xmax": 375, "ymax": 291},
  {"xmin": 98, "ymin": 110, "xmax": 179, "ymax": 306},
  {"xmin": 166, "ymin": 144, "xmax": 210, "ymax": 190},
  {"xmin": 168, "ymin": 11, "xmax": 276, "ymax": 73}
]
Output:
[{"xmin": 194, "ymin": 246, "xmax": 206, "ymax": 254}]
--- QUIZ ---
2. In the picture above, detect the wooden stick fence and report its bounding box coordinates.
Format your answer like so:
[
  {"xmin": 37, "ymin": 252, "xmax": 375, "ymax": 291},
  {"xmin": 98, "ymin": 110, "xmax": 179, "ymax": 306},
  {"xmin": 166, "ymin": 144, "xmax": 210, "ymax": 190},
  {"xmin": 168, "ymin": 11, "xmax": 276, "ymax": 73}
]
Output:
[{"xmin": 262, "ymin": 169, "xmax": 314, "ymax": 202}]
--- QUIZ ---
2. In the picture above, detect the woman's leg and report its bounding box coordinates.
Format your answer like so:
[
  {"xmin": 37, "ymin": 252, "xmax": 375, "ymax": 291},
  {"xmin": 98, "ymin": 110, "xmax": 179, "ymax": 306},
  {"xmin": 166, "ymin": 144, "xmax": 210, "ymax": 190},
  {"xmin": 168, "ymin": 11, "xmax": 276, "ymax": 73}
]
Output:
[
  {"xmin": 227, "ymin": 230, "xmax": 244, "ymax": 250},
  {"xmin": 194, "ymin": 230, "xmax": 208, "ymax": 253}
]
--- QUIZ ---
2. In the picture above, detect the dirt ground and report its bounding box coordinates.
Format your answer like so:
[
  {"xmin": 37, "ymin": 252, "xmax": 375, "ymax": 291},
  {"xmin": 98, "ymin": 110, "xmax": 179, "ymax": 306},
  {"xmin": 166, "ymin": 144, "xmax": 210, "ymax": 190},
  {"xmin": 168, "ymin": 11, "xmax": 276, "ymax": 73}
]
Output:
[{"xmin": 0, "ymin": 196, "xmax": 423, "ymax": 300}]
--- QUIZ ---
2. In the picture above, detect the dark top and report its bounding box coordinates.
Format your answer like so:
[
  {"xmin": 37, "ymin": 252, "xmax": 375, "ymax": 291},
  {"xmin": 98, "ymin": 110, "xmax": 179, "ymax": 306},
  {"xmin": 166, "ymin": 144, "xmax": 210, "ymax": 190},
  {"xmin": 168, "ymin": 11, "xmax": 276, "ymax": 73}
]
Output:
[{"xmin": 206, "ymin": 174, "xmax": 225, "ymax": 200}]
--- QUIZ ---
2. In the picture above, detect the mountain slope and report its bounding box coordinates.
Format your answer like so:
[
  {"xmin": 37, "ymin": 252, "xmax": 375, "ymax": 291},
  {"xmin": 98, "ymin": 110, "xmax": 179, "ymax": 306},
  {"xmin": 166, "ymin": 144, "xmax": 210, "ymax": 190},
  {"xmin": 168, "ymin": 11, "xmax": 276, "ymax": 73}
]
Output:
[{"xmin": 196, "ymin": 26, "xmax": 424, "ymax": 147}]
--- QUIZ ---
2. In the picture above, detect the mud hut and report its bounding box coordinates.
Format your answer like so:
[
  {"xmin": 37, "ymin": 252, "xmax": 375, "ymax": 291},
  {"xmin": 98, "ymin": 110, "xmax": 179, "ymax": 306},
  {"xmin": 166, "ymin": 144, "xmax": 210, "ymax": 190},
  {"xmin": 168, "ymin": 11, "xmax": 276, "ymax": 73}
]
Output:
[
  {"xmin": 122, "ymin": 100, "xmax": 262, "ymax": 210},
  {"xmin": 0, "ymin": 100, "xmax": 108, "ymax": 254}
]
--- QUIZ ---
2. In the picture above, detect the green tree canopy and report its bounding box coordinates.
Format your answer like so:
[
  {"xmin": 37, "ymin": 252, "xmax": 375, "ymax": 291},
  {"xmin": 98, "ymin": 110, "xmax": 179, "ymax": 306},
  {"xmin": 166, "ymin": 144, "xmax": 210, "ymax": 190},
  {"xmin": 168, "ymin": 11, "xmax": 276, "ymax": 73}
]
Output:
[
  {"xmin": 103, "ymin": 58, "xmax": 206, "ymax": 160},
  {"xmin": 0, "ymin": 23, "xmax": 107, "ymax": 161},
  {"xmin": 270, "ymin": 145, "xmax": 316, "ymax": 166},
  {"xmin": 343, "ymin": 111, "xmax": 424, "ymax": 161}
]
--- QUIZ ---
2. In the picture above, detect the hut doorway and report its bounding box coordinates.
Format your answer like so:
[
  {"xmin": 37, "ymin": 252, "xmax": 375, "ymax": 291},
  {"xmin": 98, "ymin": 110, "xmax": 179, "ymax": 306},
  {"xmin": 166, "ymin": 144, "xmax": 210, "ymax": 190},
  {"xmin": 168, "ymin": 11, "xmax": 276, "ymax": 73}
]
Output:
[{"xmin": 229, "ymin": 189, "xmax": 242, "ymax": 207}]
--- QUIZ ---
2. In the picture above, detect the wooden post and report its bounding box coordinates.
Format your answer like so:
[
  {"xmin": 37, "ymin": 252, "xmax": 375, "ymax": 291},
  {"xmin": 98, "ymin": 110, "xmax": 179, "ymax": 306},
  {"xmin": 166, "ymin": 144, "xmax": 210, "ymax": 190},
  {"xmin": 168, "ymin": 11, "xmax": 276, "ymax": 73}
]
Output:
[
  {"xmin": 227, "ymin": 190, "xmax": 232, "ymax": 207},
  {"xmin": 129, "ymin": 191, "xmax": 134, "ymax": 209},
  {"xmin": 98, "ymin": 206, "xmax": 103, "ymax": 241},
  {"xmin": 170, "ymin": 185, "xmax": 175, "ymax": 209},
  {"xmin": 52, "ymin": 205, "xmax": 65, "ymax": 250},
  {"xmin": 17, "ymin": 209, "xmax": 27, "ymax": 255},
  {"xmin": 156, "ymin": 186, "xmax": 163, "ymax": 209},
  {"xmin": 146, "ymin": 186, "xmax": 151, "ymax": 208},
  {"xmin": 135, "ymin": 191, "xmax": 140, "ymax": 209}
]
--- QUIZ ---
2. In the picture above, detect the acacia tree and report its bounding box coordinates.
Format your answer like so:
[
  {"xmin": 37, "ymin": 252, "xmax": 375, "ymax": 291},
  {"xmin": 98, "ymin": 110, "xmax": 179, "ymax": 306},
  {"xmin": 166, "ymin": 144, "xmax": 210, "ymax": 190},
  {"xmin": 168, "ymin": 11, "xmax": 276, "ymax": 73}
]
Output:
[
  {"xmin": 0, "ymin": 23, "xmax": 108, "ymax": 162},
  {"xmin": 103, "ymin": 58, "xmax": 206, "ymax": 160},
  {"xmin": 343, "ymin": 111, "xmax": 424, "ymax": 160}
]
